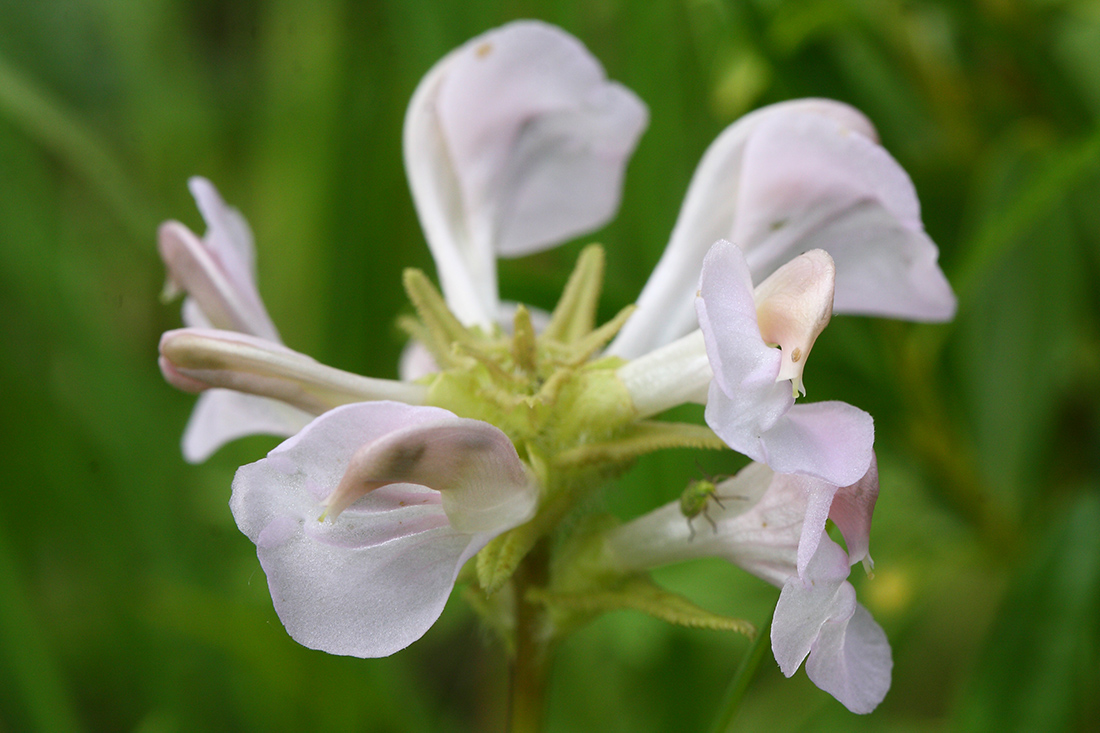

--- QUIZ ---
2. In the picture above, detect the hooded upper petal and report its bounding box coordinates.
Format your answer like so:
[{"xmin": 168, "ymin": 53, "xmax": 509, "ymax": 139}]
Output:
[
  {"xmin": 404, "ymin": 20, "xmax": 647, "ymax": 327},
  {"xmin": 610, "ymin": 99, "xmax": 875, "ymax": 358},
  {"xmin": 610, "ymin": 98, "xmax": 954, "ymax": 359},
  {"xmin": 696, "ymin": 239, "xmax": 874, "ymax": 486},
  {"xmin": 732, "ymin": 111, "xmax": 955, "ymax": 321},
  {"xmin": 230, "ymin": 401, "xmax": 538, "ymax": 658}
]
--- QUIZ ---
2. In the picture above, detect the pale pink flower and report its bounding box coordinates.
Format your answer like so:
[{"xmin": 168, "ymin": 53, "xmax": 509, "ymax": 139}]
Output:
[
  {"xmin": 604, "ymin": 458, "xmax": 889, "ymax": 713},
  {"xmin": 230, "ymin": 401, "xmax": 537, "ymax": 657}
]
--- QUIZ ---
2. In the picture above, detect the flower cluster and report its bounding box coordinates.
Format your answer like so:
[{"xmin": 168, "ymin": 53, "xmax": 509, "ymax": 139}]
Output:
[{"xmin": 158, "ymin": 20, "xmax": 954, "ymax": 715}]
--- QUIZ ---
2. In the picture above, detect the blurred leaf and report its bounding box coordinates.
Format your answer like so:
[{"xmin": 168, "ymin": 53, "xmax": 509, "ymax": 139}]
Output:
[
  {"xmin": 955, "ymin": 126, "xmax": 1092, "ymax": 508},
  {"xmin": 956, "ymin": 489, "xmax": 1100, "ymax": 732}
]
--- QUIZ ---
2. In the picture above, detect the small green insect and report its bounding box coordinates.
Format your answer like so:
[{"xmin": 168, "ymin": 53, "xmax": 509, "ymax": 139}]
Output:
[{"xmin": 680, "ymin": 477, "xmax": 729, "ymax": 540}]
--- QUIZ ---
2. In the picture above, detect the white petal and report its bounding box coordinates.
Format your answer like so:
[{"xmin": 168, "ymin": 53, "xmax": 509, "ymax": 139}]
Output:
[
  {"xmin": 733, "ymin": 112, "xmax": 956, "ymax": 321},
  {"xmin": 230, "ymin": 402, "xmax": 536, "ymax": 657},
  {"xmin": 772, "ymin": 534, "xmax": 892, "ymax": 713},
  {"xmin": 404, "ymin": 20, "xmax": 646, "ymax": 326},
  {"xmin": 610, "ymin": 99, "xmax": 875, "ymax": 358},
  {"xmin": 181, "ymin": 389, "xmax": 312, "ymax": 464}
]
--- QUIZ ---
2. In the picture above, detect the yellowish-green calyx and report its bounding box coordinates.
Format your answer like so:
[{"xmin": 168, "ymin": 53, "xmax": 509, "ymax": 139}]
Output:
[
  {"xmin": 400, "ymin": 246, "xmax": 724, "ymax": 595},
  {"xmin": 403, "ymin": 246, "xmax": 637, "ymax": 462}
]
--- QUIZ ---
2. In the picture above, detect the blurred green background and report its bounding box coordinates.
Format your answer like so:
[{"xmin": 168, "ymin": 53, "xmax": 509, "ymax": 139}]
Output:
[{"xmin": 2, "ymin": 0, "xmax": 1100, "ymax": 731}]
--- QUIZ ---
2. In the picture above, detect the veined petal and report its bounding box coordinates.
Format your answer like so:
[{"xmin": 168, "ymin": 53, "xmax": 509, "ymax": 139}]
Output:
[
  {"xmin": 404, "ymin": 20, "xmax": 646, "ymax": 326},
  {"xmin": 160, "ymin": 328, "xmax": 427, "ymax": 414},
  {"xmin": 610, "ymin": 99, "xmax": 875, "ymax": 358},
  {"xmin": 772, "ymin": 535, "xmax": 891, "ymax": 713},
  {"xmin": 733, "ymin": 112, "xmax": 956, "ymax": 321},
  {"xmin": 230, "ymin": 402, "xmax": 538, "ymax": 658}
]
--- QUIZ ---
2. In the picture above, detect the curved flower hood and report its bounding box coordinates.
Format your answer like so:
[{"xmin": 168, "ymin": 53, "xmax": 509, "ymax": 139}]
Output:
[
  {"xmin": 230, "ymin": 401, "xmax": 537, "ymax": 657},
  {"xmin": 405, "ymin": 19, "xmax": 648, "ymax": 327},
  {"xmin": 611, "ymin": 98, "xmax": 956, "ymax": 359}
]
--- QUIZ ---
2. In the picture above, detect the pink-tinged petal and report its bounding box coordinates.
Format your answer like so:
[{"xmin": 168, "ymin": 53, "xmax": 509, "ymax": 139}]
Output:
[
  {"xmin": 605, "ymin": 463, "xmax": 804, "ymax": 588},
  {"xmin": 772, "ymin": 535, "xmax": 852, "ymax": 675},
  {"xmin": 696, "ymin": 239, "xmax": 784, "ymax": 397},
  {"xmin": 751, "ymin": 401, "xmax": 875, "ymax": 488},
  {"xmin": 788, "ymin": 473, "xmax": 837, "ymax": 579},
  {"xmin": 696, "ymin": 241, "xmax": 874, "ymax": 485},
  {"xmin": 753, "ymin": 250, "xmax": 835, "ymax": 396},
  {"xmin": 828, "ymin": 453, "xmax": 879, "ymax": 569},
  {"xmin": 159, "ymin": 328, "xmax": 426, "ymax": 414},
  {"xmin": 436, "ymin": 21, "xmax": 647, "ymax": 257},
  {"xmin": 323, "ymin": 417, "xmax": 534, "ymax": 534},
  {"xmin": 230, "ymin": 402, "xmax": 537, "ymax": 658},
  {"xmin": 610, "ymin": 99, "xmax": 876, "ymax": 358},
  {"xmin": 772, "ymin": 534, "xmax": 891, "ymax": 713},
  {"xmin": 181, "ymin": 389, "xmax": 312, "ymax": 464},
  {"xmin": 188, "ymin": 177, "xmax": 257, "ymax": 278},
  {"xmin": 733, "ymin": 112, "xmax": 956, "ymax": 322},
  {"xmin": 805, "ymin": 602, "xmax": 892, "ymax": 714},
  {"xmin": 158, "ymin": 179, "xmax": 280, "ymax": 341},
  {"xmin": 404, "ymin": 20, "xmax": 646, "ymax": 326}
]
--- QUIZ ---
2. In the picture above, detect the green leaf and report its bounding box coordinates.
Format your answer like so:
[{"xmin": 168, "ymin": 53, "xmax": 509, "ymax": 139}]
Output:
[{"xmin": 529, "ymin": 576, "xmax": 755, "ymax": 637}]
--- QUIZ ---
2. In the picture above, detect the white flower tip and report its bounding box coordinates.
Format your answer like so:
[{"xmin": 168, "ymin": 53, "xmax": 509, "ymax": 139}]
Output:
[
  {"xmin": 753, "ymin": 249, "xmax": 835, "ymax": 395},
  {"xmin": 158, "ymin": 352, "xmax": 207, "ymax": 394},
  {"xmin": 157, "ymin": 220, "xmax": 200, "ymax": 281}
]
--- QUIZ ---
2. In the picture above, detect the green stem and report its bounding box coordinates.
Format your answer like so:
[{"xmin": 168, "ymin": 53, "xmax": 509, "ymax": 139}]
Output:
[
  {"xmin": 709, "ymin": 612, "xmax": 773, "ymax": 733},
  {"xmin": 508, "ymin": 544, "xmax": 552, "ymax": 733}
]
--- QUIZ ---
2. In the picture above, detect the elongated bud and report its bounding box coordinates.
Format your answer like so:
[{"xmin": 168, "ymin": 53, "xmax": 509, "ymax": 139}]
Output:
[
  {"xmin": 753, "ymin": 249, "xmax": 835, "ymax": 396},
  {"xmin": 159, "ymin": 328, "xmax": 426, "ymax": 413}
]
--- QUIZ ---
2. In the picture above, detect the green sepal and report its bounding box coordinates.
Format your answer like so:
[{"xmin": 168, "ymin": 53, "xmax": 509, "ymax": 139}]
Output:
[
  {"xmin": 402, "ymin": 268, "xmax": 476, "ymax": 368},
  {"xmin": 477, "ymin": 520, "xmax": 543, "ymax": 595},
  {"xmin": 512, "ymin": 305, "xmax": 538, "ymax": 375},
  {"xmin": 527, "ymin": 577, "xmax": 756, "ymax": 637},
  {"xmin": 542, "ymin": 244, "xmax": 604, "ymax": 344},
  {"xmin": 559, "ymin": 304, "xmax": 636, "ymax": 366},
  {"xmin": 554, "ymin": 420, "xmax": 729, "ymax": 469}
]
